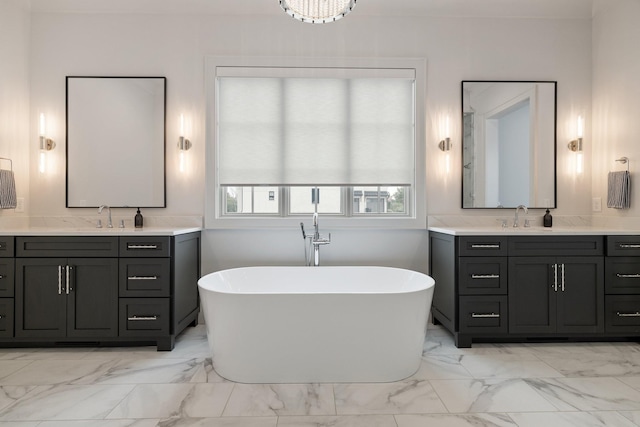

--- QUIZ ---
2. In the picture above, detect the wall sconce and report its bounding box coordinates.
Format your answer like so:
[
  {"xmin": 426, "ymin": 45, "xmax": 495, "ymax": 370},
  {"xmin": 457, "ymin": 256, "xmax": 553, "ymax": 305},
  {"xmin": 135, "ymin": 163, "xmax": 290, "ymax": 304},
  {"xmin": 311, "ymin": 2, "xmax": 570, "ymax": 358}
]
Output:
[
  {"xmin": 178, "ymin": 114, "xmax": 192, "ymax": 173},
  {"xmin": 568, "ymin": 115, "xmax": 584, "ymax": 152},
  {"xmin": 568, "ymin": 115, "xmax": 584, "ymax": 173},
  {"xmin": 438, "ymin": 115, "xmax": 452, "ymax": 174},
  {"xmin": 38, "ymin": 113, "xmax": 55, "ymax": 173},
  {"xmin": 438, "ymin": 116, "xmax": 452, "ymax": 152}
]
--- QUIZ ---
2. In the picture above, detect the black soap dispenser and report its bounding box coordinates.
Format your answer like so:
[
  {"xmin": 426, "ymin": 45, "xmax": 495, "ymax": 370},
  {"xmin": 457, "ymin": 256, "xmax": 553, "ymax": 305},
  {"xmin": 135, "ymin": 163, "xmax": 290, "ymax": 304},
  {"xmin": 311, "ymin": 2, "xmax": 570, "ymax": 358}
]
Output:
[
  {"xmin": 543, "ymin": 209, "xmax": 553, "ymax": 228},
  {"xmin": 134, "ymin": 208, "xmax": 143, "ymax": 228}
]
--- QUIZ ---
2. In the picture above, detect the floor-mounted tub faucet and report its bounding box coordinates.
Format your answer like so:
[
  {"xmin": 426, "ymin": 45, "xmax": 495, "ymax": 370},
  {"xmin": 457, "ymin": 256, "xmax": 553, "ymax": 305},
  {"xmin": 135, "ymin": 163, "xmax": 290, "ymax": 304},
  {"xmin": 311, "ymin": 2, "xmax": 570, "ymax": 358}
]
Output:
[
  {"xmin": 300, "ymin": 212, "xmax": 331, "ymax": 266},
  {"xmin": 513, "ymin": 204, "xmax": 529, "ymax": 228},
  {"xmin": 98, "ymin": 205, "xmax": 113, "ymax": 228}
]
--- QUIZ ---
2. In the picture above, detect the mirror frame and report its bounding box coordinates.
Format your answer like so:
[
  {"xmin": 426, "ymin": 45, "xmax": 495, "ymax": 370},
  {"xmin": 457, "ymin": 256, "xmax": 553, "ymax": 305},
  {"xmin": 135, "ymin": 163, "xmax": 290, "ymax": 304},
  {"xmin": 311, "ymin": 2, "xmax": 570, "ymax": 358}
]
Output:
[
  {"xmin": 461, "ymin": 80, "xmax": 557, "ymax": 209},
  {"xmin": 65, "ymin": 75, "xmax": 167, "ymax": 208}
]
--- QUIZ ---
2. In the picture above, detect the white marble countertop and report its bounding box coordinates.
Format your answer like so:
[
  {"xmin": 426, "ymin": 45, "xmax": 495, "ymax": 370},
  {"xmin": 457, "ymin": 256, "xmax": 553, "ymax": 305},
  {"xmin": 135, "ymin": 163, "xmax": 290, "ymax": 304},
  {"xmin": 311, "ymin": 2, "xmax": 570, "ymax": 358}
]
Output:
[
  {"xmin": 428, "ymin": 225, "xmax": 640, "ymax": 236},
  {"xmin": 0, "ymin": 227, "xmax": 202, "ymax": 237}
]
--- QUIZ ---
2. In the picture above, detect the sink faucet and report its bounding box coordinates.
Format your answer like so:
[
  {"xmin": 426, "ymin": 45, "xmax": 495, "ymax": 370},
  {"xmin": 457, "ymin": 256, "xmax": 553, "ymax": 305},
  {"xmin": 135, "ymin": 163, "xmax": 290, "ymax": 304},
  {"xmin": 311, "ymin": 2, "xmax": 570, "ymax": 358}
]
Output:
[
  {"xmin": 98, "ymin": 205, "xmax": 113, "ymax": 228},
  {"xmin": 513, "ymin": 204, "xmax": 529, "ymax": 228}
]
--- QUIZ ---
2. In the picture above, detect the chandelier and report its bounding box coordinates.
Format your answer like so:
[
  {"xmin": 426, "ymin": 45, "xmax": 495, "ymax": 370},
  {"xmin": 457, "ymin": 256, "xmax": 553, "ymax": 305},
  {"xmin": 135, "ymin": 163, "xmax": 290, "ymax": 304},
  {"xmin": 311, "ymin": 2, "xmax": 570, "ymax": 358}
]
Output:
[{"xmin": 279, "ymin": 0, "xmax": 357, "ymax": 24}]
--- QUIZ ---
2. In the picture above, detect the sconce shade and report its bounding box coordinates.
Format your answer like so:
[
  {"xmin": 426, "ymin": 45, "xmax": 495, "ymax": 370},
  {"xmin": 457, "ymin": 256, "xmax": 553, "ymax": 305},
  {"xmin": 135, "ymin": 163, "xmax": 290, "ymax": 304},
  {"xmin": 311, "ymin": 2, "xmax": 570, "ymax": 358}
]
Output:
[{"xmin": 279, "ymin": 0, "xmax": 356, "ymax": 23}]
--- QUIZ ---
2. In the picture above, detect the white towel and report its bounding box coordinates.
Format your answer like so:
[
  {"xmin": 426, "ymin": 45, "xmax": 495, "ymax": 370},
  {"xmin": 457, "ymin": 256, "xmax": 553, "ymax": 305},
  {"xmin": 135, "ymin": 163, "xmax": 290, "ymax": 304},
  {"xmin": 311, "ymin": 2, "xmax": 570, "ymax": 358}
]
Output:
[
  {"xmin": 0, "ymin": 169, "xmax": 17, "ymax": 209},
  {"xmin": 607, "ymin": 170, "xmax": 631, "ymax": 209}
]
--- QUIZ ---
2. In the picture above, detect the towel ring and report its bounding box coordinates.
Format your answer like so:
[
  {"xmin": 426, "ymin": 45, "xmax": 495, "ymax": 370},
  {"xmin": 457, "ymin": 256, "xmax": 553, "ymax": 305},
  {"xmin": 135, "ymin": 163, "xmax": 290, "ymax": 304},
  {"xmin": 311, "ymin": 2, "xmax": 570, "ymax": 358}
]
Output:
[
  {"xmin": 0, "ymin": 157, "xmax": 12, "ymax": 172},
  {"xmin": 616, "ymin": 157, "xmax": 630, "ymax": 172}
]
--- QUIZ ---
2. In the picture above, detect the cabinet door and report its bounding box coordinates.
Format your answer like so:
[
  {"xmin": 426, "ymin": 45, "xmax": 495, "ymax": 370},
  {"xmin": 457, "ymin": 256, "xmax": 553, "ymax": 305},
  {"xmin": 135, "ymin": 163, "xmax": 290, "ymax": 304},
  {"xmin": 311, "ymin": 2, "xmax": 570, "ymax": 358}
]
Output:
[
  {"xmin": 556, "ymin": 257, "xmax": 604, "ymax": 334},
  {"xmin": 66, "ymin": 258, "xmax": 118, "ymax": 338},
  {"xmin": 15, "ymin": 259, "xmax": 67, "ymax": 338},
  {"xmin": 508, "ymin": 257, "xmax": 557, "ymax": 334},
  {"xmin": 0, "ymin": 259, "xmax": 14, "ymax": 297}
]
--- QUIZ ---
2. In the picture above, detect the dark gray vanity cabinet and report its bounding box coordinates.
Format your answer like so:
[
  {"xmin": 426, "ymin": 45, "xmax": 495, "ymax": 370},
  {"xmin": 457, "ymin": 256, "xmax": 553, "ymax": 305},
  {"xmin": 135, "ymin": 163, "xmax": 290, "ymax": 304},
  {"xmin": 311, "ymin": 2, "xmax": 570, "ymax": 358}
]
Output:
[
  {"xmin": 16, "ymin": 258, "xmax": 119, "ymax": 338},
  {"xmin": 0, "ymin": 238, "xmax": 15, "ymax": 338},
  {"xmin": 430, "ymin": 232, "xmax": 607, "ymax": 347},
  {"xmin": 117, "ymin": 233, "xmax": 201, "ymax": 350},
  {"xmin": 15, "ymin": 237, "xmax": 120, "ymax": 339},
  {"xmin": 430, "ymin": 233, "xmax": 509, "ymax": 347},
  {"xmin": 509, "ymin": 257, "xmax": 604, "ymax": 334},
  {"xmin": 605, "ymin": 236, "xmax": 640, "ymax": 333},
  {"xmin": 4, "ymin": 232, "xmax": 201, "ymax": 351},
  {"xmin": 508, "ymin": 236, "xmax": 605, "ymax": 335}
]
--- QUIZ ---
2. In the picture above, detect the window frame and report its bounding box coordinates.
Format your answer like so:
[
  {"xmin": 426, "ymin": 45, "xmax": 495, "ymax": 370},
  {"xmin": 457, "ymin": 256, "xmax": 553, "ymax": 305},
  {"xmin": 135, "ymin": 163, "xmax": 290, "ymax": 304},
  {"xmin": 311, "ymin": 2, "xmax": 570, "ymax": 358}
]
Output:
[{"xmin": 205, "ymin": 56, "xmax": 427, "ymax": 230}]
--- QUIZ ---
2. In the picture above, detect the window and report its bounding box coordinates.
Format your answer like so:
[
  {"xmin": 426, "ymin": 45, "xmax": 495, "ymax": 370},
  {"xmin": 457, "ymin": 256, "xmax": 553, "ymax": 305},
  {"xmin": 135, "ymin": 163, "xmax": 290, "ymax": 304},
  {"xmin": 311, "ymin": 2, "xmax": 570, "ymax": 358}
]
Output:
[{"xmin": 205, "ymin": 57, "xmax": 426, "ymax": 229}]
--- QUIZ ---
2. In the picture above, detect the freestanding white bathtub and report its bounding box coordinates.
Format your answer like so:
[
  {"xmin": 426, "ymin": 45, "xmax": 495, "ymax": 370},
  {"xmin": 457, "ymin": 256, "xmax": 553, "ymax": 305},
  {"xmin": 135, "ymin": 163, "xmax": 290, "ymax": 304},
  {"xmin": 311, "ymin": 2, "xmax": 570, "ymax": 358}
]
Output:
[{"xmin": 197, "ymin": 266, "xmax": 435, "ymax": 383}]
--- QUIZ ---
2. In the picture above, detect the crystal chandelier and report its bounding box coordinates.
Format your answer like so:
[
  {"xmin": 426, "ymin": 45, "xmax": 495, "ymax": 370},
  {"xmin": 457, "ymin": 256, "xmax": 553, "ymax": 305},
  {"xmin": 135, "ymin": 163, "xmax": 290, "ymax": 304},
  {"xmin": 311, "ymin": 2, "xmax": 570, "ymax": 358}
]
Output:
[{"xmin": 279, "ymin": 0, "xmax": 357, "ymax": 24}]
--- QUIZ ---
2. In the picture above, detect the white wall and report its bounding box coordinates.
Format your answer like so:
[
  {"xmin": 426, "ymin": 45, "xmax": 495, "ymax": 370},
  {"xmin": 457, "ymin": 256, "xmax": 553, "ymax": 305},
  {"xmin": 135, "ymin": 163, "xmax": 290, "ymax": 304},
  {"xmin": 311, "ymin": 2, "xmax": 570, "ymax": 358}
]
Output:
[
  {"xmin": 592, "ymin": 0, "xmax": 640, "ymax": 219},
  {"xmin": 0, "ymin": 0, "xmax": 30, "ymax": 217},
  {"xmin": 21, "ymin": 8, "xmax": 593, "ymax": 274}
]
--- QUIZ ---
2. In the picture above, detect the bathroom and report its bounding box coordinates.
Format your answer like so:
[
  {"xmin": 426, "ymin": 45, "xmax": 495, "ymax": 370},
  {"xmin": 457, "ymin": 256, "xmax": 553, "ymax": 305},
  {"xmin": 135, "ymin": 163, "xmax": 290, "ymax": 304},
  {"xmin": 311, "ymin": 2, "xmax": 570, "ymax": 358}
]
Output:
[{"xmin": 1, "ymin": 0, "xmax": 640, "ymax": 425}]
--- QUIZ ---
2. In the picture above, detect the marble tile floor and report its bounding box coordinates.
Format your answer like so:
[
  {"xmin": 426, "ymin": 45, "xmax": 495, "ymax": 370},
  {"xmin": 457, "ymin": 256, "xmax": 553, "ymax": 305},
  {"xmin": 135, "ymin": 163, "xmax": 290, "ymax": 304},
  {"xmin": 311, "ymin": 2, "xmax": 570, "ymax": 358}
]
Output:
[{"xmin": 0, "ymin": 324, "xmax": 639, "ymax": 426}]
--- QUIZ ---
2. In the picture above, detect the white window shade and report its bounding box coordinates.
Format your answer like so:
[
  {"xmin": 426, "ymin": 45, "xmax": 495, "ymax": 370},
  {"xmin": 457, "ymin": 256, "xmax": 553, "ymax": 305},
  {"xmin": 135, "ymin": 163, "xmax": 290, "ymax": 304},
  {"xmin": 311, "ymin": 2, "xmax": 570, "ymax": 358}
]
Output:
[{"xmin": 217, "ymin": 75, "xmax": 415, "ymax": 186}]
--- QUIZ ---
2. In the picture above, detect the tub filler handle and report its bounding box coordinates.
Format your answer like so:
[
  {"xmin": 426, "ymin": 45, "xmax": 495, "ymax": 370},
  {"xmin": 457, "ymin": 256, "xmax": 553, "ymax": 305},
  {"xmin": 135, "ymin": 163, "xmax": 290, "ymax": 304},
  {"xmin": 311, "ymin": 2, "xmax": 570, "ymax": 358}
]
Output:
[
  {"xmin": 471, "ymin": 312, "xmax": 500, "ymax": 318},
  {"xmin": 127, "ymin": 315, "xmax": 158, "ymax": 321}
]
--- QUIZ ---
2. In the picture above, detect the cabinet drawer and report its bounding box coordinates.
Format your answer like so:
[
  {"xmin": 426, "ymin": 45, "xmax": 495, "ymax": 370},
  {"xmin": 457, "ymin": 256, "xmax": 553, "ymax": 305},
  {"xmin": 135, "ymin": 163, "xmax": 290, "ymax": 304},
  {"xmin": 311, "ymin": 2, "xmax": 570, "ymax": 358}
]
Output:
[
  {"xmin": 605, "ymin": 295, "xmax": 640, "ymax": 333},
  {"xmin": 119, "ymin": 259, "xmax": 170, "ymax": 297},
  {"xmin": 459, "ymin": 257, "xmax": 507, "ymax": 295},
  {"xmin": 607, "ymin": 236, "xmax": 640, "ymax": 257},
  {"xmin": 119, "ymin": 298, "xmax": 170, "ymax": 336},
  {"xmin": 459, "ymin": 237, "xmax": 508, "ymax": 257},
  {"xmin": 459, "ymin": 296, "xmax": 508, "ymax": 334},
  {"xmin": 606, "ymin": 257, "xmax": 640, "ymax": 294},
  {"xmin": 119, "ymin": 237, "xmax": 170, "ymax": 257},
  {"xmin": 0, "ymin": 259, "xmax": 14, "ymax": 297},
  {"xmin": 16, "ymin": 237, "xmax": 119, "ymax": 257},
  {"xmin": 0, "ymin": 299, "xmax": 13, "ymax": 338},
  {"xmin": 508, "ymin": 236, "xmax": 603, "ymax": 256},
  {"xmin": 0, "ymin": 238, "xmax": 14, "ymax": 257}
]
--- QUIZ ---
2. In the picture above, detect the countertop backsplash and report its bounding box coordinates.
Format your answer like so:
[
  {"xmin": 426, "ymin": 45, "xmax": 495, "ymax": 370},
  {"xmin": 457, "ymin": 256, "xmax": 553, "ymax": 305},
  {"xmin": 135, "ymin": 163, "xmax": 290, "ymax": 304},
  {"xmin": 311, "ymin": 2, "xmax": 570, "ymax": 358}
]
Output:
[{"xmin": 0, "ymin": 215, "xmax": 203, "ymax": 230}]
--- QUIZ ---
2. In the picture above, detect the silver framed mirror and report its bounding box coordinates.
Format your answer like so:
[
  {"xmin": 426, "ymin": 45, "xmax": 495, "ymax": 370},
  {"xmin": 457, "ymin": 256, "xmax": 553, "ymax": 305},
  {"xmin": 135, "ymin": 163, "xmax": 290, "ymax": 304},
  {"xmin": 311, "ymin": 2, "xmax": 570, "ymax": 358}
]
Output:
[
  {"xmin": 461, "ymin": 80, "xmax": 557, "ymax": 209},
  {"xmin": 66, "ymin": 76, "xmax": 166, "ymax": 208}
]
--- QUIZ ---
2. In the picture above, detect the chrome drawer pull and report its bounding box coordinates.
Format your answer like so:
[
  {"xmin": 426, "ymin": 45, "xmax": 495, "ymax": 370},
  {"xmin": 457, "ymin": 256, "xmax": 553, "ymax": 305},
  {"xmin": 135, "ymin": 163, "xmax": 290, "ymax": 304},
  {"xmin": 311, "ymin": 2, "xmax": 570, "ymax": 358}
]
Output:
[
  {"xmin": 616, "ymin": 273, "xmax": 640, "ymax": 278},
  {"xmin": 471, "ymin": 312, "xmax": 500, "ymax": 318},
  {"xmin": 470, "ymin": 244, "xmax": 500, "ymax": 249},
  {"xmin": 127, "ymin": 244, "xmax": 158, "ymax": 249},
  {"xmin": 471, "ymin": 274, "xmax": 499, "ymax": 279},
  {"xmin": 619, "ymin": 244, "xmax": 640, "ymax": 248},
  {"xmin": 128, "ymin": 276, "xmax": 158, "ymax": 280},
  {"xmin": 128, "ymin": 315, "xmax": 158, "ymax": 321},
  {"xmin": 0, "ymin": 275, "xmax": 3, "ymax": 279},
  {"xmin": 617, "ymin": 312, "xmax": 640, "ymax": 317}
]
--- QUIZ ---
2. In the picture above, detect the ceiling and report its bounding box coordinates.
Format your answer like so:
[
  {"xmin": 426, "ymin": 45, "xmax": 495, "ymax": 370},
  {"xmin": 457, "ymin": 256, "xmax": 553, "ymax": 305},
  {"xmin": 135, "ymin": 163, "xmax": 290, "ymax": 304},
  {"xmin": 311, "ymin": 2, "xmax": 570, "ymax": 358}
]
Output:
[{"xmin": 29, "ymin": 0, "xmax": 594, "ymax": 19}]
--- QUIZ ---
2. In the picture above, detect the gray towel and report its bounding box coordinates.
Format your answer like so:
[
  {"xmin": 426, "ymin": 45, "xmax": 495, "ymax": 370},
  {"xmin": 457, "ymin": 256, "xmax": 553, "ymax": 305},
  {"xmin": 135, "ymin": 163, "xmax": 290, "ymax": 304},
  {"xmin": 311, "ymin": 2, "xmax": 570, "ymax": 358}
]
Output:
[
  {"xmin": 0, "ymin": 169, "xmax": 17, "ymax": 209},
  {"xmin": 607, "ymin": 170, "xmax": 631, "ymax": 209}
]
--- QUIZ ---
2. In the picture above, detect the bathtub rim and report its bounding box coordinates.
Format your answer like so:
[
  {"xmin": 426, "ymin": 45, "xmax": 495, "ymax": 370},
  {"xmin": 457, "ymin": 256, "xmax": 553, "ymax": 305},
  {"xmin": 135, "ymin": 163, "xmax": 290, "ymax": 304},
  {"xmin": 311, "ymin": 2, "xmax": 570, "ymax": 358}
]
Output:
[{"xmin": 198, "ymin": 265, "xmax": 435, "ymax": 295}]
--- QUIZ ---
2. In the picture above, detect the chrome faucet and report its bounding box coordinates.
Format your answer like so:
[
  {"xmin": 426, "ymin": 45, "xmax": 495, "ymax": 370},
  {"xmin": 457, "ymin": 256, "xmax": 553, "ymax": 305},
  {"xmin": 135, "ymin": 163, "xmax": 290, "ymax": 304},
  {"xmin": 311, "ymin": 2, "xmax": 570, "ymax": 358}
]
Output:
[
  {"xmin": 311, "ymin": 213, "xmax": 331, "ymax": 266},
  {"xmin": 98, "ymin": 205, "xmax": 113, "ymax": 228},
  {"xmin": 513, "ymin": 204, "xmax": 529, "ymax": 228},
  {"xmin": 300, "ymin": 212, "xmax": 331, "ymax": 267}
]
